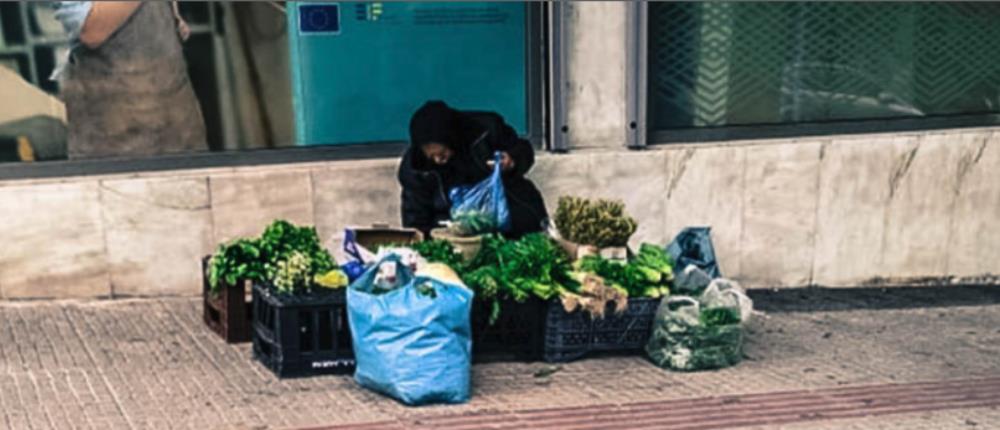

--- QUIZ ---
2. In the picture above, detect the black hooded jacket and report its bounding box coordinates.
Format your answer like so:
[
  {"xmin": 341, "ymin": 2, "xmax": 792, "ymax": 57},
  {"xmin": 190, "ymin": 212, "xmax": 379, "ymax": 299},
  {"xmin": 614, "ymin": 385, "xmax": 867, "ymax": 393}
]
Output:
[{"xmin": 398, "ymin": 101, "xmax": 548, "ymax": 238}]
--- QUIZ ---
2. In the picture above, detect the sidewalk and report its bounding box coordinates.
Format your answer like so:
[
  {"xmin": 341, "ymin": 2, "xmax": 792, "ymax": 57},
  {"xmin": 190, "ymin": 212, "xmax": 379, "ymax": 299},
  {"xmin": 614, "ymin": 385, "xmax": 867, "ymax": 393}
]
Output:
[{"xmin": 1, "ymin": 286, "xmax": 998, "ymax": 429}]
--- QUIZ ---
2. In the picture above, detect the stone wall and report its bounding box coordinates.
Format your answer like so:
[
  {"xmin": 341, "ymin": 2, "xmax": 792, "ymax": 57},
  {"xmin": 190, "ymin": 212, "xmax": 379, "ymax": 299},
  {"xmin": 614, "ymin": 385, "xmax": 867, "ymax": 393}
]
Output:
[{"xmin": 2, "ymin": 128, "xmax": 997, "ymax": 299}]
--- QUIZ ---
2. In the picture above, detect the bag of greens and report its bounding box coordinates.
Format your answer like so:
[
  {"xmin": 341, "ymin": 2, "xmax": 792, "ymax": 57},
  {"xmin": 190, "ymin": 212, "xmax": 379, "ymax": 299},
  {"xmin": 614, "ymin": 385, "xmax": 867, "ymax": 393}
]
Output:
[
  {"xmin": 646, "ymin": 279, "xmax": 750, "ymax": 371},
  {"xmin": 448, "ymin": 152, "xmax": 511, "ymax": 236}
]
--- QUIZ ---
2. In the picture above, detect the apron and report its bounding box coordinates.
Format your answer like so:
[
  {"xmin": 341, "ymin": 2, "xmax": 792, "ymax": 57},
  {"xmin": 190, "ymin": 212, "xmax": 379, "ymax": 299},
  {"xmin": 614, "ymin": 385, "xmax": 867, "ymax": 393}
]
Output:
[{"xmin": 61, "ymin": 2, "xmax": 207, "ymax": 160}]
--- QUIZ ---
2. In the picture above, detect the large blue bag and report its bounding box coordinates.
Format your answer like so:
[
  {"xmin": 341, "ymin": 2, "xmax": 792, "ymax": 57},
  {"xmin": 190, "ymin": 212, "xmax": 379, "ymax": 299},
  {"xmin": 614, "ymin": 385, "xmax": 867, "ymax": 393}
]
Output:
[
  {"xmin": 666, "ymin": 227, "xmax": 722, "ymax": 279},
  {"xmin": 347, "ymin": 255, "xmax": 474, "ymax": 406},
  {"xmin": 448, "ymin": 151, "xmax": 512, "ymax": 235}
]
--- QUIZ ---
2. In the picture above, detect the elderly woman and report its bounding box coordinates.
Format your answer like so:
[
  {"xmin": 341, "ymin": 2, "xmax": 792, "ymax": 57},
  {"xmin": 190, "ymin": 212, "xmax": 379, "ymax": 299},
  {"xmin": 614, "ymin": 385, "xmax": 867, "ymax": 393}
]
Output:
[{"xmin": 398, "ymin": 101, "xmax": 548, "ymax": 239}]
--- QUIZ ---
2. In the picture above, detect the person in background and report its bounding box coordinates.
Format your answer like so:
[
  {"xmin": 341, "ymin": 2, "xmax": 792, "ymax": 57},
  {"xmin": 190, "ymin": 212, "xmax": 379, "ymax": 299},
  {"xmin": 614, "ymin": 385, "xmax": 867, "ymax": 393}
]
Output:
[
  {"xmin": 51, "ymin": 1, "xmax": 207, "ymax": 159},
  {"xmin": 398, "ymin": 100, "xmax": 549, "ymax": 239}
]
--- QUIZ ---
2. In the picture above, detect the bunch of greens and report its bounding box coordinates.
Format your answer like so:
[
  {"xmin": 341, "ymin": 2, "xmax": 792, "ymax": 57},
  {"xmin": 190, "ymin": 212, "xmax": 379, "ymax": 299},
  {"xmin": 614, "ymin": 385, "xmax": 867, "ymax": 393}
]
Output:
[
  {"xmin": 207, "ymin": 220, "xmax": 336, "ymax": 294},
  {"xmin": 699, "ymin": 307, "xmax": 741, "ymax": 327},
  {"xmin": 633, "ymin": 244, "xmax": 674, "ymax": 293},
  {"xmin": 272, "ymin": 251, "xmax": 312, "ymax": 294},
  {"xmin": 554, "ymin": 196, "xmax": 638, "ymax": 248},
  {"xmin": 461, "ymin": 233, "xmax": 579, "ymax": 323},
  {"xmin": 575, "ymin": 243, "xmax": 673, "ymax": 298},
  {"xmin": 449, "ymin": 210, "xmax": 497, "ymax": 237},
  {"xmin": 208, "ymin": 238, "xmax": 265, "ymax": 293},
  {"xmin": 257, "ymin": 220, "xmax": 335, "ymax": 281}
]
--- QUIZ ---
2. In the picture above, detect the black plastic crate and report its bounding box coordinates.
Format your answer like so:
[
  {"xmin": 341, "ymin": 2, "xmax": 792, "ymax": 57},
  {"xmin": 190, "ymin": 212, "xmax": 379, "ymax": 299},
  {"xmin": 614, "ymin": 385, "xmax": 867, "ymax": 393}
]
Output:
[
  {"xmin": 251, "ymin": 283, "xmax": 355, "ymax": 378},
  {"xmin": 471, "ymin": 297, "xmax": 546, "ymax": 362},
  {"xmin": 542, "ymin": 297, "xmax": 662, "ymax": 363}
]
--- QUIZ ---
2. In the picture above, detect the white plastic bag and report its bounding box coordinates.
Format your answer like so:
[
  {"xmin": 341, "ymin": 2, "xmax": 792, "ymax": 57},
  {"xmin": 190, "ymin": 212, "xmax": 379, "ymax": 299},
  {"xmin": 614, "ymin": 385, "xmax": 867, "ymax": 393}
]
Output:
[{"xmin": 701, "ymin": 278, "xmax": 754, "ymax": 323}]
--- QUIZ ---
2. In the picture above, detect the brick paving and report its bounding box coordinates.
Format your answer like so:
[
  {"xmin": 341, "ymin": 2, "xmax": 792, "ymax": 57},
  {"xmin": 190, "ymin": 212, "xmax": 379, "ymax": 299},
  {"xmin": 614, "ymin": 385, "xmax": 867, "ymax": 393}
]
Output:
[
  {"xmin": 0, "ymin": 291, "xmax": 998, "ymax": 429},
  {"xmin": 733, "ymin": 405, "xmax": 1000, "ymax": 430}
]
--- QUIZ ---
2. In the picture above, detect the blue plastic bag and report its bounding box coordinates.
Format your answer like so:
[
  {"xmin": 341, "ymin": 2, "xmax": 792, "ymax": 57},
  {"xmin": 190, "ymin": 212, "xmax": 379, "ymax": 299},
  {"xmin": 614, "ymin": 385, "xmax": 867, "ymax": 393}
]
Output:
[
  {"xmin": 448, "ymin": 152, "xmax": 511, "ymax": 235},
  {"xmin": 341, "ymin": 261, "xmax": 366, "ymax": 284},
  {"xmin": 666, "ymin": 227, "xmax": 722, "ymax": 279},
  {"xmin": 347, "ymin": 255, "xmax": 474, "ymax": 406}
]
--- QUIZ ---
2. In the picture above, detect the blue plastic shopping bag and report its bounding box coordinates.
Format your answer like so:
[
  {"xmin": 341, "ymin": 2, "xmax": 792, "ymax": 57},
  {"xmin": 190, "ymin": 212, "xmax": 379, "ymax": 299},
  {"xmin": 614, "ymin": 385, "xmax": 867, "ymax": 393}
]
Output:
[
  {"xmin": 448, "ymin": 152, "xmax": 512, "ymax": 236},
  {"xmin": 666, "ymin": 227, "xmax": 722, "ymax": 279},
  {"xmin": 347, "ymin": 255, "xmax": 474, "ymax": 405},
  {"xmin": 340, "ymin": 229, "xmax": 375, "ymax": 283}
]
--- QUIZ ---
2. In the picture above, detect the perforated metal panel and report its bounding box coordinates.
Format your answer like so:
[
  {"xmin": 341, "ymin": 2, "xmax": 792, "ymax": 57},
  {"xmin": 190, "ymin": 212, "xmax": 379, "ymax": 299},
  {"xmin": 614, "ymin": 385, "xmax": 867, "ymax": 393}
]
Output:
[{"xmin": 648, "ymin": 2, "xmax": 1000, "ymax": 131}]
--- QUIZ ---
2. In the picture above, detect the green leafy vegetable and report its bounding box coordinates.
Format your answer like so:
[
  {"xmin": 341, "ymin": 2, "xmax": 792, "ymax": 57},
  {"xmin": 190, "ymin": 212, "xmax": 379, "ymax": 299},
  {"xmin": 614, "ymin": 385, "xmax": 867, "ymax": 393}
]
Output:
[
  {"xmin": 635, "ymin": 244, "xmax": 674, "ymax": 282},
  {"xmin": 449, "ymin": 210, "xmax": 498, "ymax": 237},
  {"xmin": 461, "ymin": 234, "xmax": 578, "ymax": 324},
  {"xmin": 207, "ymin": 220, "xmax": 335, "ymax": 295},
  {"xmin": 699, "ymin": 307, "xmax": 742, "ymax": 327},
  {"xmin": 575, "ymin": 243, "xmax": 674, "ymax": 299},
  {"xmin": 272, "ymin": 251, "xmax": 312, "ymax": 294},
  {"xmin": 258, "ymin": 220, "xmax": 335, "ymax": 282},
  {"xmin": 208, "ymin": 238, "xmax": 265, "ymax": 293}
]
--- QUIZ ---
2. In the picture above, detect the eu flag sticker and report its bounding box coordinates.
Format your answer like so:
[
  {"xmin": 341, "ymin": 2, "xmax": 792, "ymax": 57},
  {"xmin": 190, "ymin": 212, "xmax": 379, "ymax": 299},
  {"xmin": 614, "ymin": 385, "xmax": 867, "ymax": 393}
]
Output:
[{"xmin": 299, "ymin": 4, "xmax": 341, "ymax": 35}]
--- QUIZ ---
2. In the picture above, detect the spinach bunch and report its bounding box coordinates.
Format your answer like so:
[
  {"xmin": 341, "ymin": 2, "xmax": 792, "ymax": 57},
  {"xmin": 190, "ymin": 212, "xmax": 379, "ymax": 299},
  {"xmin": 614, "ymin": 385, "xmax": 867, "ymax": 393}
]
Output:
[
  {"xmin": 208, "ymin": 238, "xmax": 265, "ymax": 293},
  {"xmin": 462, "ymin": 234, "xmax": 578, "ymax": 323}
]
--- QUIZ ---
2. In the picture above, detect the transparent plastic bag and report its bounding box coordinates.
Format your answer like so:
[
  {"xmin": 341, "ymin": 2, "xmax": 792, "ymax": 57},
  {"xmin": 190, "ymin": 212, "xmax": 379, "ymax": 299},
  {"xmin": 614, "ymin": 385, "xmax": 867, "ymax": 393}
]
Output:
[
  {"xmin": 646, "ymin": 293, "xmax": 745, "ymax": 372},
  {"xmin": 448, "ymin": 152, "xmax": 511, "ymax": 236}
]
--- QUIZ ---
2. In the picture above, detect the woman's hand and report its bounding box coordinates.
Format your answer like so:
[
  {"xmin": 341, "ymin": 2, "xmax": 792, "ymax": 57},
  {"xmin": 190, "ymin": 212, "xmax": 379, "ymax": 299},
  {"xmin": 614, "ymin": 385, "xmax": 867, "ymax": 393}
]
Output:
[
  {"xmin": 173, "ymin": 1, "xmax": 191, "ymax": 42},
  {"xmin": 487, "ymin": 151, "xmax": 516, "ymax": 172}
]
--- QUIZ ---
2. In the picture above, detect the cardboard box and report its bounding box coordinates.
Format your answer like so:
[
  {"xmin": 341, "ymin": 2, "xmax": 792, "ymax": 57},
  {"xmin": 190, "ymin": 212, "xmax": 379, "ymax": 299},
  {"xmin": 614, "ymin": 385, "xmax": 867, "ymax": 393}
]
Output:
[
  {"xmin": 328, "ymin": 225, "xmax": 424, "ymax": 267},
  {"xmin": 349, "ymin": 225, "xmax": 424, "ymax": 249},
  {"xmin": 0, "ymin": 66, "xmax": 66, "ymax": 125}
]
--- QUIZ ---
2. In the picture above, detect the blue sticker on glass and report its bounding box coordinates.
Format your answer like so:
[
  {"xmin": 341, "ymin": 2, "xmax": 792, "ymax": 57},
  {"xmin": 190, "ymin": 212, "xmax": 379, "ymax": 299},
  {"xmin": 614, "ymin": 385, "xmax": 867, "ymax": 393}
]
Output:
[{"xmin": 299, "ymin": 4, "xmax": 341, "ymax": 35}]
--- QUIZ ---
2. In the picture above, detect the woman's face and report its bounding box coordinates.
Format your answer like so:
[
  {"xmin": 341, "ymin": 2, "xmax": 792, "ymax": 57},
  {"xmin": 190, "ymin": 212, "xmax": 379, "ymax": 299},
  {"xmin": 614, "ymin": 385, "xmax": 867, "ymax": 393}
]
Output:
[{"xmin": 421, "ymin": 142, "xmax": 454, "ymax": 166}]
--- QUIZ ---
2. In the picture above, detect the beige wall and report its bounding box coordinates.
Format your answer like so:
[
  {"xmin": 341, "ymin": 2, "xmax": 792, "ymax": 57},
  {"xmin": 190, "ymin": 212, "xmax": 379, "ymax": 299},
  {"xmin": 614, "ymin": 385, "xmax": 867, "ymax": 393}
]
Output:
[
  {"xmin": 565, "ymin": 2, "xmax": 628, "ymax": 149},
  {"xmin": 2, "ymin": 128, "xmax": 998, "ymax": 299}
]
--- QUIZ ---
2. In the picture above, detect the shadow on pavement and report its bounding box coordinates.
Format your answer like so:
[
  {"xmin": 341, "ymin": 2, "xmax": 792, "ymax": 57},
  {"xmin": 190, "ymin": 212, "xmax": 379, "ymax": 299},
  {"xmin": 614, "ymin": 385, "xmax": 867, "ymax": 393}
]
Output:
[{"xmin": 748, "ymin": 285, "xmax": 1000, "ymax": 313}]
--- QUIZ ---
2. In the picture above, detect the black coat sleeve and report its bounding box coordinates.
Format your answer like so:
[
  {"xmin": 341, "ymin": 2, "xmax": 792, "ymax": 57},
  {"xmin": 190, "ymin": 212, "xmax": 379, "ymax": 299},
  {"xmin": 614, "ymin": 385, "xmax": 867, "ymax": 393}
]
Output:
[
  {"xmin": 494, "ymin": 125, "xmax": 535, "ymax": 177},
  {"xmin": 465, "ymin": 112, "xmax": 535, "ymax": 177},
  {"xmin": 397, "ymin": 151, "xmax": 438, "ymax": 236}
]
